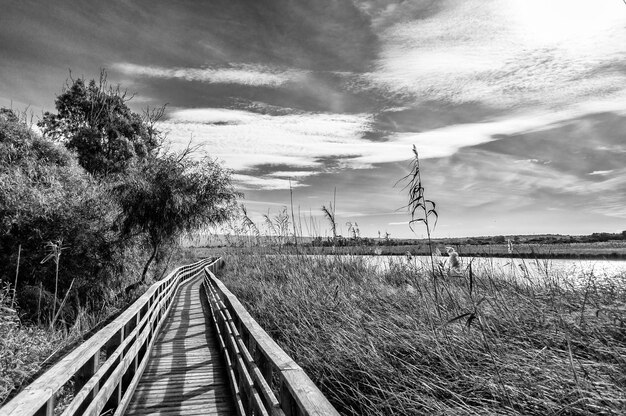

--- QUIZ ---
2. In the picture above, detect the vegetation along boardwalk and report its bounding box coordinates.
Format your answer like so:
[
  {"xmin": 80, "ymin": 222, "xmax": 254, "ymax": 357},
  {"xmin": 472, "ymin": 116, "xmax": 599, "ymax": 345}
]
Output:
[{"xmin": 1, "ymin": 258, "xmax": 339, "ymax": 416}]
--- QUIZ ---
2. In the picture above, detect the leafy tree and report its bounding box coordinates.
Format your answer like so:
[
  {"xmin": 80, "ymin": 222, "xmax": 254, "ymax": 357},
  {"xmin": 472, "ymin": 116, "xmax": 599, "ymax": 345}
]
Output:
[
  {"xmin": 115, "ymin": 149, "xmax": 239, "ymax": 282},
  {"xmin": 38, "ymin": 71, "xmax": 161, "ymax": 177},
  {"xmin": 0, "ymin": 108, "xmax": 121, "ymax": 322}
]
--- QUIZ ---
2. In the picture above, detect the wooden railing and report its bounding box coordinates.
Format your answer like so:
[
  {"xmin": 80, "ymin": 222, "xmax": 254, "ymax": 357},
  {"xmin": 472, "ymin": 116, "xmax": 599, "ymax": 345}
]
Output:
[
  {"xmin": 203, "ymin": 262, "xmax": 340, "ymax": 416},
  {"xmin": 1, "ymin": 257, "xmax": 219, "ymax": 416}
]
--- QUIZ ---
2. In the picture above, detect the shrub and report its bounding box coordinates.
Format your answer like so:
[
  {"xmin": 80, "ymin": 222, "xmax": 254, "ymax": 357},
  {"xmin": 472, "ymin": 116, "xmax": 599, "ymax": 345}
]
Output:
[{"xmin": 0, "ymin": 109, "xmax": 123, "ymax": 324}]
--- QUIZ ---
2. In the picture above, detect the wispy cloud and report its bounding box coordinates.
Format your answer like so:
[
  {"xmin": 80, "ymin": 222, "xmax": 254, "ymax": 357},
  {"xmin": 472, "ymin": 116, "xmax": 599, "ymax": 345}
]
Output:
[
  {"xmin": 365, "ymin": 0, "xmax": 626, "ymax": 108},
  {"xmin": 352, "ymin": 98, "xmax": 626, "ymax": 167},
  {"xmin": 162, "ymin": 98, "xmax": 626, "ymax": 191},
  {"xmin": 167, "ymin": 108, "xmax": 262, "ymax": 125},
  {"xmin": 267, "ymin": 171, "xmax": 319, "ymax": 179},
  {"xmin": 589, "ymin": 170, "xmax": 614, "ymax": 176},
  {"xmin": 232, "ymin": 174, "xmax": 308, "ymax": 190},
  {"xmin": 113, "ymin": 62, "xmax": 308, "ymax": 87},
  {"xmin": 160, "ymin": 108, "xmax": 372, "ymax": 172}
]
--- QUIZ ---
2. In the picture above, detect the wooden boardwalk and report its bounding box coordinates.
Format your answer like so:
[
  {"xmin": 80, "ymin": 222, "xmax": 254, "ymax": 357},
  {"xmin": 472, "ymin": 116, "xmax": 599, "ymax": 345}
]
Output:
[
  {"xmin": 125, "ymin": 276, "xmax": 235, "ymax": 416},
  {"xmin": 1, "ymin": 258, "xmax": 339, "ymax": 416}
]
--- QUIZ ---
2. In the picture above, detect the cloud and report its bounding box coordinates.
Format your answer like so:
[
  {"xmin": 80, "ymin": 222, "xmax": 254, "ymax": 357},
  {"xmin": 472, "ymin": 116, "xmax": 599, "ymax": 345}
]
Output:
[
  {"xmin": 351, "ymin": 98, "xmax": 626, "ymax": 166},
  {"xmin": 162, "ymin": 98, "xmax": 626, "ymax": 192},
  {"xmin": 267, "ymin": 171, "xmax": 319, "ymax": 179},
  {"xmin": 364, "ymin": 0, "xmax": 626, "ymax": 108},
  {"xmin": 419, "ymin": 111, "xmax": 626, "ymax": 222},
  {"xmin": 589, "ymin": 170, "xmax": 614, "ymax": 176},
  {"xmin": 167, "ymin": 108, "xmax": 262, "ymax": 125},
  {"xmin": 160, "ymin": 108, "xmax": 373, "ymax": 172},
  {"xmin": 232, "ymin": 174, "xmax": 307, "ymax": 190},
  {"xmin": 113, "ymin": 62, "xmax": 308, "ymax": 87}
]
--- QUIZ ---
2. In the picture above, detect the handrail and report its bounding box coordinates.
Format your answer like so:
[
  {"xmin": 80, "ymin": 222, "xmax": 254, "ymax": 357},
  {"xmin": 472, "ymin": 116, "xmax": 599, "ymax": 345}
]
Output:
[
  {"xmin": 1, "ymin": 257, "xmax": 220, "ymax": 416},
  {"xmin": 203, "ymin": 262, "xmax": 340, "ymax": 416}
]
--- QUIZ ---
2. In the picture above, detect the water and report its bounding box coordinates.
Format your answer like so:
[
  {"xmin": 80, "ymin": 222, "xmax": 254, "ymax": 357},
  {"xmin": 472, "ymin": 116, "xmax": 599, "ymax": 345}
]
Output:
[{"xmin": 359, "ymin": 255, "xmax": 626, "ymax": 287}]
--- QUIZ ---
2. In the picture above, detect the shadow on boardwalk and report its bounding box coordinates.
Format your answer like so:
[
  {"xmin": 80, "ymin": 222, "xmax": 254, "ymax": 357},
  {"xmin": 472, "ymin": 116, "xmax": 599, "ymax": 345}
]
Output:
[{"xmin": 125, "ymin": 276, "xmax": 234, "ymax": 415}]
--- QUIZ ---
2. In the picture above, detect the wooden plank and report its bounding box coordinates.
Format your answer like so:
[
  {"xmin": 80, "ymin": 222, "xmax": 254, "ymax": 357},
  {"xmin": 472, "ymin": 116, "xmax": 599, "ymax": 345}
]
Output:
[
  {"xmin": 131, "ymin": 382, "xmax": 231, "ymax": 395},
  {"xmin": 204, "ymin": 268, "xmax": 340, "ymax": 416},
  {"xmin": 82, "ymin": 302, "xmax": 162, "ymax": 415},
  {"xmin": 113, "ymin": 285, "xmax": 181, "ymax": 416},
  {"xmin": 125, "ymin": 402, "xmax": 234, "ymax": 416},
  {"xmin": 128, "ymin": 389, "xmax": 234, "ymax": 404},
  {"xmin": 137, "ymin": 373, "xmax": 227, "ymax": 384},
  {"xmin": 1, "ymin": 257, "xmax": 218, "ymax": 416},
  {"xmin": 128, "ymin": 397, "xmax": 235, "ymax": 411},
  {"xmin": 63, "ymin": 289, "xmax": 172, "ymax": 416},
  {"xmin": 124, "ymin": 276, "xmax": 235, "ymax": 416},
  {"xmin": 33, "ymin": 398, "xmax": 53, "ymax": 416}
]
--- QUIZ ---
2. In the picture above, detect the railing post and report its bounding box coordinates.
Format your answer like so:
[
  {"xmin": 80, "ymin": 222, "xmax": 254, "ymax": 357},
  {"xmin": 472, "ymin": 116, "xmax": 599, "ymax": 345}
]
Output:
[
  {"xmin": 133, "ymin": 314, "xmax": 140, "ymax": 373},
  {"xmin": 2, "ymin": 259, "xmax": 216, "ymax": 416},
  {"xmin": 204, "ymin": 263, "xmax": 341, "ymax": 416},
  {"xmin": 256, "ymin": 350, "xmax": 273, "ymax": 385},
  {"xmin": 280, "ymin": 380, "xmax": 297, "ymax": 416},
  {"xmin": 103, "ymin": 327, "xmax": 124, "ymax": 412},
  {"xmin": 75, "ymin": 352, "xmax": 100, "ymax": 398},
  {"xmin": 34, "ymin": 397, "xmax": 54, "ymax": 416}
]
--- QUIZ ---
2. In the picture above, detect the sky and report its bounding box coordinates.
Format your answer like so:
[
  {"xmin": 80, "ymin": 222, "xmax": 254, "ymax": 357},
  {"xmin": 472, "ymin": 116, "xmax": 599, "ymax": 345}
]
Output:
[{"xmin": 1, "ymin": 0, "xmax": 626, "ymax": 238}]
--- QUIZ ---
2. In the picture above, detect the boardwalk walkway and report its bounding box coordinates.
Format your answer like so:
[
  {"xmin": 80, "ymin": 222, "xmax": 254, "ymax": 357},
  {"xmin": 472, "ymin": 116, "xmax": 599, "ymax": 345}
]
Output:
[
  {"xmin": 1, "ymin": 258, "xmax": 339, "ymax": 416},
  {"xmin": 125, "ymin": 276, "xmax": 235, "ymax": 416}
]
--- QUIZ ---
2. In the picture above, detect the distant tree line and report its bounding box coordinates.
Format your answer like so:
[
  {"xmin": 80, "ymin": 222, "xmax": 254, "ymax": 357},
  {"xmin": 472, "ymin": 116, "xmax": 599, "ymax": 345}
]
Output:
[
  {"xmin": 305, "ymin": 231, "xmax": 626, "ymax": 248},
  {"xmin": 0, "ymin": 71, "xmax": 238, "ymax": 327}
]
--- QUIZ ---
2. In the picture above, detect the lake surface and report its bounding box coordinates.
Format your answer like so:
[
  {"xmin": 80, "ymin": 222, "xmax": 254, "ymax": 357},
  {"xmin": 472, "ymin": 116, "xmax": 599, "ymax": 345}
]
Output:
[{"xmin": 356, "ymin": 255, "xmax": 626, "ymax": 286}]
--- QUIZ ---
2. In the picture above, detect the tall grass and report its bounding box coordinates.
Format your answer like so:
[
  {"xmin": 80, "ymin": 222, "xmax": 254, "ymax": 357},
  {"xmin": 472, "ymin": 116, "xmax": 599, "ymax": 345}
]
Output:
[
  {"xmin": 0, "ymin": 283, "xmax": 67, "ymax": 405},
  {"xmin": 220, "ymin": 253, "xmax": 626, "ymax": 415}
]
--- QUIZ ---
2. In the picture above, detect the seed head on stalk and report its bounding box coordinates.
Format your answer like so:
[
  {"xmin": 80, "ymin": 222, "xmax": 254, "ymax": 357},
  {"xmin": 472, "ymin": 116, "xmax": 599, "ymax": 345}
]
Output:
[
  {"xmin": 401, "ymin": 145, "xmax": 441, "ymax": 316},
  {"xmin": 404, "ymin": 145, "xmax": 438, "ymax": 234},
  {"xmin": 41, "ymin": 239, "xmax": 68, "ymax": 328}
]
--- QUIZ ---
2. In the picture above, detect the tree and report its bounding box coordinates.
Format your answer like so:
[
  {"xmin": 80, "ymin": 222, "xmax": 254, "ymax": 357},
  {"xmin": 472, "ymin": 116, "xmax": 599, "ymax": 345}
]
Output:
[
  {"xmin": 38, "ymin": 71, "xmax": 161, "ymax": 177},
  {"xmin": 0, "ymin": 108, "xmax": 121, "ymax": 322},
  {"xmin": 492, "ymin": 235, "xmax": 506, "ymax": 244},
  {"xmin": 115, "ymin": 150, "xmax": 239, "ymax": 282}
]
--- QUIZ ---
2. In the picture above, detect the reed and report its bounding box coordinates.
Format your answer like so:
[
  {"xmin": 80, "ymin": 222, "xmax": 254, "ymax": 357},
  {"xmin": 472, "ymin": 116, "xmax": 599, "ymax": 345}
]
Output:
[{"xmin": 220, "ymin": 253, "xmax": 626, "ymax": 415}]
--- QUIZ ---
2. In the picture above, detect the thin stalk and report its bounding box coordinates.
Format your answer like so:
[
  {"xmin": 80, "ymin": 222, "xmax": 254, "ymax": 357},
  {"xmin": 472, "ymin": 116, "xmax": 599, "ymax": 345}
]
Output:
[
  {"xmin": 290, "ymin": 179, "xmax": 298, "ymax": 249},
  {"xmin": 52, "ymin": 256, "xmax": 59, "ymax": 325},
  {"xmin": 51, "ymin": 278, "xmax": 74, "ymax": 329},
  {"xmin": 37, "ymin": 282, "xmax": 42, "ymax": 326},
  {"xmin": 11, "ymin": 244, "xmax": 21, "ymax": 309}
]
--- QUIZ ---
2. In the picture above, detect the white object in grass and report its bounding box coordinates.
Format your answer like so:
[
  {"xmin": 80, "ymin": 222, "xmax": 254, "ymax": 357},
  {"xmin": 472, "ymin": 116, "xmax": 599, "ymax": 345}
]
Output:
[{"xmin": 446, "ymin": 246, "xmax": 460, "ymax": 270}]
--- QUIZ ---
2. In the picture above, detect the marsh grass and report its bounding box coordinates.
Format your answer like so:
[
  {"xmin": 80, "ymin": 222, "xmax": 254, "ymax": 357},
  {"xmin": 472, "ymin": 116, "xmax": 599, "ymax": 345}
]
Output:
[{"xmin": 221, "ymin": 253, "xmax": 626, "ymax": 415}]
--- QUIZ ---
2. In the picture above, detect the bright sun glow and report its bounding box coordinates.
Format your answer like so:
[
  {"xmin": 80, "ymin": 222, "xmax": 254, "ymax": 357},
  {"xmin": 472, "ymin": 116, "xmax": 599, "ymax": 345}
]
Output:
[{"xmin": 509, "ymin": 0, "xmax": 624, "ymax": 46}]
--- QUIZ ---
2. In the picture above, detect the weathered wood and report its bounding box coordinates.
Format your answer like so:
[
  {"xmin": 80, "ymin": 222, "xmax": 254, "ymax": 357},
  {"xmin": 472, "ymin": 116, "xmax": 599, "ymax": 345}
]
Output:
[
  {"xmin": 82, "ymin": 277, "xmax": 186, "ymax": 415},
  {"xmin": 123, "ymin": 276, "xmax": 235, "ymax": 415},
  {"xmin": 3, "ymin": 256, "xmax": 338, "ymax": 416},
  {"xmin": 113, "ymin": 276, "xmax": 184, "ymax": 416},
  {"xmin": 33, "ymin": 398, "xmax": 53, "ymax": 416},
  {"xmin": 203, "ymin": 267, "xmax": 338, "ymax": 416},
  {"xmin": 1, "ymin": 258, "xmax": 217, "ymax": 416},
  {"xmin": 280, "ymin": 381, "xmax": 297, "ymax": 416}
]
